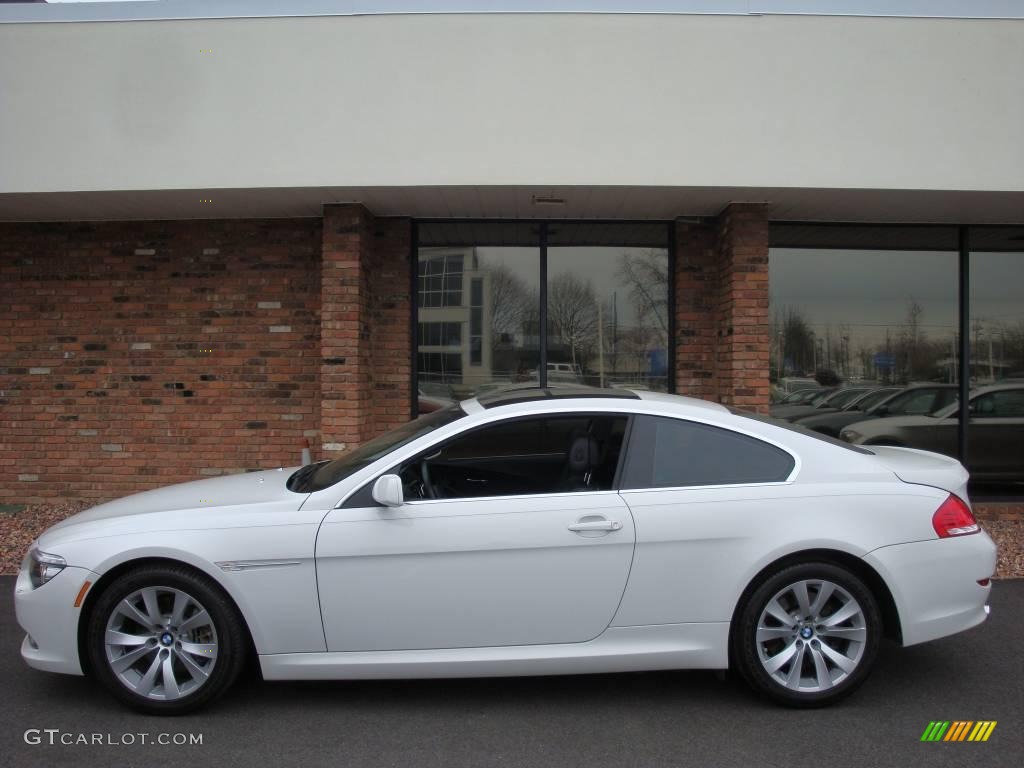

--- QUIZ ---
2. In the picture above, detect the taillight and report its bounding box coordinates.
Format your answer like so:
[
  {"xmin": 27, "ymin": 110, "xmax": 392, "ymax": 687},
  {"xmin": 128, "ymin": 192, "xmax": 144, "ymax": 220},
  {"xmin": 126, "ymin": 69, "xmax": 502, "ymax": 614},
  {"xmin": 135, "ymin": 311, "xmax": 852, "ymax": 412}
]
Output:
[{"xmin": 932, "ymin": 494, "xmax": 980, "ymax": 538}]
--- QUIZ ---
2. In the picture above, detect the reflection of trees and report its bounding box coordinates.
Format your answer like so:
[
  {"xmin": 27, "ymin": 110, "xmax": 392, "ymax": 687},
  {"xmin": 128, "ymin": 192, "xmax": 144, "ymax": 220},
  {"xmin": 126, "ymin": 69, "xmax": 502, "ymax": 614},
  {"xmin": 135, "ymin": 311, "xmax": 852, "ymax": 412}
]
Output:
[
  {"xmin": 771, "ymin": 299, "xmax": 956, "ymax": 384},
  {"xmin": 617, "ymin": 251, "xmax": 668, "ymax": 335},
  {"xmin": 488, "ymin": 264, "xmax": 533, "ymax": 341},
  {"xmin": 548, "ymin": 273, "xmax": 598, "ymax": 369},
  {"xmin": 771, "ymin": 308, "xmax": 817, "ymax": 376}
]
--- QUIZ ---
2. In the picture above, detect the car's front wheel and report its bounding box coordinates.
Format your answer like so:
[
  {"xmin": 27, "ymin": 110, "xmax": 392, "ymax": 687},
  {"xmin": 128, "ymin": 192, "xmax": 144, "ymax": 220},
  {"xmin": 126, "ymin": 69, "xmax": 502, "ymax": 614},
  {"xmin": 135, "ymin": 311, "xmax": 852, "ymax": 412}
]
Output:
[
  {"xmin": 733, "ymin": 562, "xmax": 882, "ymax": 707},
  {"xmin": 85, "ymin": 563, "xmax": 247, "ymax": 714}
]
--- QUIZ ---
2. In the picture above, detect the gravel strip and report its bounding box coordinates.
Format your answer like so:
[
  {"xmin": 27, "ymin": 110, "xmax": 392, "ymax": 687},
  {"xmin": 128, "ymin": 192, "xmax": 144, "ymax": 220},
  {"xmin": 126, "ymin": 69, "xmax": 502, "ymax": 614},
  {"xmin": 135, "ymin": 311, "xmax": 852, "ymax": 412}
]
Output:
[
  {"xmin": 982, "ymin": 520, "xmax": 1024, "ymax": 581},
  {"xmin": 2, "ymin": 501, "xmax": 1022, "ymax": 578},
  {"xmin": 1, "ymin": 501, "xmax": 95, "ymax": 576}
]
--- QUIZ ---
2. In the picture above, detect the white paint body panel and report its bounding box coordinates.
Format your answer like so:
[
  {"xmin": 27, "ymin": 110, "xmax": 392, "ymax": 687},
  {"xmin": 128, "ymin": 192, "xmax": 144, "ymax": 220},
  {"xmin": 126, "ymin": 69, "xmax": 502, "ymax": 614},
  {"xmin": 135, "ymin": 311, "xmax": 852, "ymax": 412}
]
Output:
[
  {"xmin": 13, "ymin": 393, "xmax": 996, "ymax": 684},
  {"xmin": 317, "ymin": 492, "xmax": 634, "ymax": 650},
  {"xmin": 261, "ymin": 623, "xmax": 730, "ymax": 681}
]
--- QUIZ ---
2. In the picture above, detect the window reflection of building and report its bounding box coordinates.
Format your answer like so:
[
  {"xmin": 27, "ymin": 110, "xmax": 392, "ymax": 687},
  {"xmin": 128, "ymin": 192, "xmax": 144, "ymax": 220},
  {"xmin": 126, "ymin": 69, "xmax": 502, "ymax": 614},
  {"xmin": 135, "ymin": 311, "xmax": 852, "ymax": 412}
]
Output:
[
  {"xmin": 417, "ymin": 247, "xmax": 494, "ymax": 391},
  {"xmin": 416, "ymin": 224, "xmax": 671, "ymax": 399}
]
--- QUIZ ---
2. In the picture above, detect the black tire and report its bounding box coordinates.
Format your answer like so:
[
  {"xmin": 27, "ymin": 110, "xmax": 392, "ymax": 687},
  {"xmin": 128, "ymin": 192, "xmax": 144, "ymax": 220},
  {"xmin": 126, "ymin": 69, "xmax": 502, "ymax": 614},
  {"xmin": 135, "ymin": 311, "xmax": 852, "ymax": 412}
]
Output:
[
  {"xmin": 86, "ymin": 563, "xmax": 247, "ymax": 715},
  {"xmin": 732, "ymin": 561, "xmax": 881, "ymax": 708}
]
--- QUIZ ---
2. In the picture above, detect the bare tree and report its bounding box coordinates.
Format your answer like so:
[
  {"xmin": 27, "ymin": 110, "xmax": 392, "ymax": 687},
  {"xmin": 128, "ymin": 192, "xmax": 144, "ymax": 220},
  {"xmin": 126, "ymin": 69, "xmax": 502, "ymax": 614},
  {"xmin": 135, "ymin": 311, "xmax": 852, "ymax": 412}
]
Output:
[
  {"xmin": 487, "ymin": 263, "xmax": 532, "ymax": 340},
  {"xmin": 548, "ymin": 273, "xmax": 599, "ymax": 370},
  {"xmin": 617, "ymin": 250, "xmax": 668, "ymax": 336}
]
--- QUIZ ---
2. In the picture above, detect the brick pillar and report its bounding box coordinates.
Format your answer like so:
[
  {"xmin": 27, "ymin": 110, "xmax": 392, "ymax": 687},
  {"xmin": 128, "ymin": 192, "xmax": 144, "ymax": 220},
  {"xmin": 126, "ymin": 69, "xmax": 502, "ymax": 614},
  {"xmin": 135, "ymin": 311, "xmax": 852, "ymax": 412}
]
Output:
[
  {"xmin": 674, "ymin": 205, "xmax": 770, "ymax": 412},
  {"xmin": 674, "ymin": 220, "xmax": 719, "ymax": 399},
  {"xmin": 320, "ymin": 204, "xmax": 375, "ymax": 454},
  {"xmin": 715, "ymin": 203, "xmax": 771, "ymax": 412},
  {"xmin": 320, "ymin": 204, "xmax": 412, "ymax": 455}
]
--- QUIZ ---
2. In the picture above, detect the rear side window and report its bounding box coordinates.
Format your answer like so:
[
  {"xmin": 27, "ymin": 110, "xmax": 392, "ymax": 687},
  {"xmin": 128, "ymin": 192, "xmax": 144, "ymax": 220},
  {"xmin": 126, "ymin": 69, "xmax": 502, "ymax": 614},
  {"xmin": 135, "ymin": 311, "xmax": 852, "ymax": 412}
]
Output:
[{"xmin": 621, "ymin": 416, "xmax": 795, "ymax": 489}]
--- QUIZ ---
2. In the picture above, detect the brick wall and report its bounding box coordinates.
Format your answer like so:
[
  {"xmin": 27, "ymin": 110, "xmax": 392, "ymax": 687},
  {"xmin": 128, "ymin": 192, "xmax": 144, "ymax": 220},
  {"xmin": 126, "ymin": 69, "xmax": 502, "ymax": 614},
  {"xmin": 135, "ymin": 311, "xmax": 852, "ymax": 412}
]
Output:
[
  {"xmin": 0, "ymin": 219, "xmax": 322, "ymax": 502},
  {"xmin": 674, "ymin": 204, "xmax": 771, "ymax": 412},
  {"xmin": 715, "ymin": 204, "xmax": 771, "ymax": 411},
  {"xmin": 674, "ymin": 221, "xmax": 719, "ymax": 400},
  {"xmin": 319, "ymin": 205, "xmax": 412, "ymax": 454}
]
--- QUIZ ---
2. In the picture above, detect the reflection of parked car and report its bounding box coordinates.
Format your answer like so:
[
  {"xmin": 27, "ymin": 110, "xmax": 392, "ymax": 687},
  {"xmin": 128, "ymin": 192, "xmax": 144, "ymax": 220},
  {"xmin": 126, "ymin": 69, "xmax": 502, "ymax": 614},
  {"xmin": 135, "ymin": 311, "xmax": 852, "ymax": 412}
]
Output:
[
  {"xmin": 526, "ymin": 363, "xmax": 583, "ymax": 384},
  {"xmin": 779, "ymin": 377, "xmax": 820, "ymax": 393},
  {"xmin": 794, "ymin": 385, "xmax": 956, "ymax": 438},
  {"xmin": 840, "ymin": 384, "xmax": 1024, "ymax": 483},
  {"xmin": 771, "ymin": 387, "xmax": 874, "ymax": 422},
  {"xmin": 778, "ymin": 388, "xmax": 824, "ymax": 405}
]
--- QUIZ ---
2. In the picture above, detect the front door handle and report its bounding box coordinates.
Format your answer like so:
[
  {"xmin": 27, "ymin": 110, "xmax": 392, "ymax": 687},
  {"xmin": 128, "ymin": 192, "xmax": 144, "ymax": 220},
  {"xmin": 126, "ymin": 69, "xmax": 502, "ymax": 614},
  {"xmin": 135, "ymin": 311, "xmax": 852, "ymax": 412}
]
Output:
[{"xmin": 568, "ymin": 519, "xmax": 622, "ymax": 533}]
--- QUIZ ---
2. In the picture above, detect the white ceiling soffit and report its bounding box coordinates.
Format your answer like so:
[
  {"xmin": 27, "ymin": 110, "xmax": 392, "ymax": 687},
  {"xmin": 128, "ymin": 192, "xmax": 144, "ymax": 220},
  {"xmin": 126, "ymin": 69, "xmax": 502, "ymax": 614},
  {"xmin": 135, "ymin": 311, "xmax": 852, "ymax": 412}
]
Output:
[
  {"xmin": 1, "ymin": 186, "xmax": 1023, "ymax": 224},
  {"xmin": 2, "ymin": 0, "xmax": 1024, "ymax": 24}
]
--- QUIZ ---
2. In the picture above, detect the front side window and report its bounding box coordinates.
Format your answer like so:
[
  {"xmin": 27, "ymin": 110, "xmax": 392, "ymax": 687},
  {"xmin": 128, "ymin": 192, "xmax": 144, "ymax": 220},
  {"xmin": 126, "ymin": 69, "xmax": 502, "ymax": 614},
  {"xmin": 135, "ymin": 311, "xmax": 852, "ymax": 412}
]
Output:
[
  {"xmin": 972, "ymin": 389, "xmax": 1024, "ymax": 418},
  {"xmin": 398, "ymin": 414, "xmax": 628, "ymax": 500},
  {"xmin": 621, "ymin": 415, "xmax": 796, "ymax": 489}
]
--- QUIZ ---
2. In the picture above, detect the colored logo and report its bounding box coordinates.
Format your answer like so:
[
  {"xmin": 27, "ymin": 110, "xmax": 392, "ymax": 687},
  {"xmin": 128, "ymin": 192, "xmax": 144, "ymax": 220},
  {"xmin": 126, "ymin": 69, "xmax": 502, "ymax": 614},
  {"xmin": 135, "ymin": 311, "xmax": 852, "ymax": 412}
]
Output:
[{"xmin": 921, "ymin": 721, "xmax": 997, "ymax": 742}]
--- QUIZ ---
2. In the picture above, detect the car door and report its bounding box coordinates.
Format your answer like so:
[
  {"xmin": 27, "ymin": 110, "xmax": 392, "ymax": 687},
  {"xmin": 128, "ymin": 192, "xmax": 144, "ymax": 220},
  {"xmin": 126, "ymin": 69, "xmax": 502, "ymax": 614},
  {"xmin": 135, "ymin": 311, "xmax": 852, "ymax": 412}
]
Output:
[
  {"xmin": 968, "ymin": 389, "xmax": 1024, "ymax": 480},
  {"xmin": 315, "ymin": 413, "xmax": 636, "ymax": 651},
  {"xmin": 611, "ymin": 415, "xmax": 798, "ymax": 627}
]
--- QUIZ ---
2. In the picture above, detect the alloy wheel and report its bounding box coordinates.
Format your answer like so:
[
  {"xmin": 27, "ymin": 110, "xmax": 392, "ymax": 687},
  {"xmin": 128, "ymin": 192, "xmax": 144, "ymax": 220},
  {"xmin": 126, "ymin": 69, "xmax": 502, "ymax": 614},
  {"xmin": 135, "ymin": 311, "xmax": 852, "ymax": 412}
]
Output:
[
  {"xmin": 755, "ymin": 579, "xmax": 867, "ymax": 693},
  {"xmin": 104, "ymin": 586, "xmax": 218, "ymax": 701}
]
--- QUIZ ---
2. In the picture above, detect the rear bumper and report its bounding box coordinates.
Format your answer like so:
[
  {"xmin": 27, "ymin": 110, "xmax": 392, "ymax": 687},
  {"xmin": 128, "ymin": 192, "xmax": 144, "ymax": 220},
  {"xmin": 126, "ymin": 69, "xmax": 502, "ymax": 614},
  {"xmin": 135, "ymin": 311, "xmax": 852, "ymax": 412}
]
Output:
[
  {"xmin": 864, "ymin": 532, "xmax": 997, "ymax": 647},
  {"xmin": 14, "ymin": 565, "xmax": 95, "ymax": 675}
]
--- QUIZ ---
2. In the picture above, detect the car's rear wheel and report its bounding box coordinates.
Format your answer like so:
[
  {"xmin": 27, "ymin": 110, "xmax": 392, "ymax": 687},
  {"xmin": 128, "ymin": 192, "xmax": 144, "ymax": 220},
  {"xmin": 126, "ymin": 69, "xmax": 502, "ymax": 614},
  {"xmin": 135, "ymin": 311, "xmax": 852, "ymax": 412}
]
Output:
[
  {"xmin": 86, "ymin": 564, "xmax": 246, "ymax": 714},
  {"xmin": 733, "ymin": 562, "xmax": 881, "ymax": 707}
]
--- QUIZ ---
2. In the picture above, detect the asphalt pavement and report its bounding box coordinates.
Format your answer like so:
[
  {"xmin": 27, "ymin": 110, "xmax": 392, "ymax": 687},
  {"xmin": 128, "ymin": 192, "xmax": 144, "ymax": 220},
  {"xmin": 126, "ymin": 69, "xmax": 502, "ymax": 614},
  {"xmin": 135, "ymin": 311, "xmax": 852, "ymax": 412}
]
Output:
[{"xmin": 2, "ymin": 575, "xmax": 1021, "ymax": 768}]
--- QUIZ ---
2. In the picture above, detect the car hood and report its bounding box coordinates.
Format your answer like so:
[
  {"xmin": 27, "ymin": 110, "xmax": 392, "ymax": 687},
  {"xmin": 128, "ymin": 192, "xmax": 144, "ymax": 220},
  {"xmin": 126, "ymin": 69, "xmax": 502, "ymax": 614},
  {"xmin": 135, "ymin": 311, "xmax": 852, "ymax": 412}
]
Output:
[
  {"xmin": 42, "ymin": 467, "xmax": 303, "ymax": 537},
  {"xmin": 794, "ymin": 410, "xmax": 865, "ymax": 428},
  {"xmin": 843, "ymin": 414, "xmax": 942, "ymax": 435},
  {"xmin": 770, "ymin": 405, "xmax": 826, "ymax": 419}
]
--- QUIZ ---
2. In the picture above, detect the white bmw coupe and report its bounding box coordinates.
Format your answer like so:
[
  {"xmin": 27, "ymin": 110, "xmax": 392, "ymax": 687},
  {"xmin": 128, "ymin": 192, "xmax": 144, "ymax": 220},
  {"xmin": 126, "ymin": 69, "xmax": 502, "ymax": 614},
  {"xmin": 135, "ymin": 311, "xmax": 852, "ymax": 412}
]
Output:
[{"xmin": 16, "ymin": 388, "xmax": 996, "ymax": 714}]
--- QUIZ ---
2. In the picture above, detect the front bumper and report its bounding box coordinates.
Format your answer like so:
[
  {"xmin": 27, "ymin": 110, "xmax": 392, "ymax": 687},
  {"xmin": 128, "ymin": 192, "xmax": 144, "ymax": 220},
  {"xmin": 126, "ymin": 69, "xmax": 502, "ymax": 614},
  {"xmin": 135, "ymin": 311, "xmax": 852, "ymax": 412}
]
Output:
[
  {"xmin": 15, "ymin": 565, "xmax": 97, "ymax": 675},
  {"xmin": 864, "ymin": 531, "xmax": 997, "ymax": 647}
]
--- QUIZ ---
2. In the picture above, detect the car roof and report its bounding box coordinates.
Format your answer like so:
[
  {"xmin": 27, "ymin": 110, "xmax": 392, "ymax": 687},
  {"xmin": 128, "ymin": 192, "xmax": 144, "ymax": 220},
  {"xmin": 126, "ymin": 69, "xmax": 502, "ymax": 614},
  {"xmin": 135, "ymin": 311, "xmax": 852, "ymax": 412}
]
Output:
[
  {"xmin": 475, "ymin": 385, "xmax": 640, "ymax": 409},
  {"xmin": 968, "ymin": 382, "xmax": 1024, "ymax": 395},
  {"xmin": 469, "ymin": 386, "xmax": 729, "ymax": 415}
]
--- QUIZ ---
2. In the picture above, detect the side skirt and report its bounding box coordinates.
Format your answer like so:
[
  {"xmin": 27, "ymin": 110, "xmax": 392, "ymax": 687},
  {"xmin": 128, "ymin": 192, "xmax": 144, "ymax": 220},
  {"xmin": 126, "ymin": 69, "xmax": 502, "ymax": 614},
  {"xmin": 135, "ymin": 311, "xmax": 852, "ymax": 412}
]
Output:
[{"xmin": 259, "ymin": 622, "xmax": 730, "ymax": 681}]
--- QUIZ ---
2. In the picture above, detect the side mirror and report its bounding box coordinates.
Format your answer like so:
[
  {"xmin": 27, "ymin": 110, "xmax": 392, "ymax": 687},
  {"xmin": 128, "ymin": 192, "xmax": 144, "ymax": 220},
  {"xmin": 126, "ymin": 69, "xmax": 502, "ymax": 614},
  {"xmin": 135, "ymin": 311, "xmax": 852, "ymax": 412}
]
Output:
[
  {"xmin": 874, "ymin": 405, "xmax": 889, "ymax": 417},
  {"xmin": 371, "ymin": 474, "xmax": 404, "ymax": 507}
]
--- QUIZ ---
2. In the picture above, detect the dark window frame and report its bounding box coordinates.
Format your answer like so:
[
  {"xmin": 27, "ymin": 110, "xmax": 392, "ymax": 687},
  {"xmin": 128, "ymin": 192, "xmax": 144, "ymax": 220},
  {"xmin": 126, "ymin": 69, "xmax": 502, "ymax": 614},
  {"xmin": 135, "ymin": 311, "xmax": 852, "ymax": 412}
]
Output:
[{"xmin": 409, "ymin": 218, "xmax": 675, "ymax": 418}]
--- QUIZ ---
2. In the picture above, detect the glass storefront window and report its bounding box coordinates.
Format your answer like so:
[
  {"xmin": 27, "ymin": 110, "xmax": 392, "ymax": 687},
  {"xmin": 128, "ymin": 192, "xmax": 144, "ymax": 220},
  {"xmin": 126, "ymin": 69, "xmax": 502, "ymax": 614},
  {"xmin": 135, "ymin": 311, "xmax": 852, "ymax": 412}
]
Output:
[
  {"xmin": 416, "ymin": 221, "xmax": 670, "ymax": 406},
  {"xmin": 547, "ymin": 245, "xmax": 669, "ymax": 391},
  {"xmin": 769, "ymin": 226, "xmax": 958, "ymax": 399},
  {"xmin": 968, "ymin": 226, "xmax": 1024, "ymax": 493}
]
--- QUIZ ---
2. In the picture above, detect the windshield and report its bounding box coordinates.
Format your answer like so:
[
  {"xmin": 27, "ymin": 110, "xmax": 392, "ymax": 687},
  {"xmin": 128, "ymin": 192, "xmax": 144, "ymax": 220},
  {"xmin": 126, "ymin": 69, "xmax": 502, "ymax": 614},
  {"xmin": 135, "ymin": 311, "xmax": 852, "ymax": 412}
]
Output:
[
  {"xmin": 848, "ymin": 388, "xmax": 894, "ymax": 412},
  {"xmin": 823, "ymin": 389, "xmax": 869, "ymax": 409},
  {"xmin": 808, "ymin": 388, "xmax": 837, "ymax": 406},
  {"xmin": 783, "ymin": 388, "xmax": 819, "ymax": 404},
  {"xmin": 288, "ymin": 405, "xmax": 466, "ymax": 493}
]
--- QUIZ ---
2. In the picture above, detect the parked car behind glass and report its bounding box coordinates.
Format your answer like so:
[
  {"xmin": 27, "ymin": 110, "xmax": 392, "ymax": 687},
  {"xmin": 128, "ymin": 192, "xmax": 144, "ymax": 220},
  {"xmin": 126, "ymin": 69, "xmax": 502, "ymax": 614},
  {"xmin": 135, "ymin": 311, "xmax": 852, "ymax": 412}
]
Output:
[
  {"xmin": 794, "ymin": 385, "xmax": 957, "ymax": 438},
  {"xmin": 841, "ymin": 384, "xmax": 1024, "ymax": 483},
  {"xmin": 771, "ymin": 387, "xmax": 874, "ymax": 422}
]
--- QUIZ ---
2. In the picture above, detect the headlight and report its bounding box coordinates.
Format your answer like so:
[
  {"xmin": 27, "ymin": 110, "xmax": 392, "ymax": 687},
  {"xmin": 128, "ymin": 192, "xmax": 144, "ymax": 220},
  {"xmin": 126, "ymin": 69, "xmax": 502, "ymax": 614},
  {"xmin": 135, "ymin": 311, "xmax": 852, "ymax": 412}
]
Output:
[
  {"xmin": 840, "ymin": 429, "xmax": 861, "ymax": 443},
  {"xmin": 23, "ymin": 547, "xmax": 66, "ymax": 588}
]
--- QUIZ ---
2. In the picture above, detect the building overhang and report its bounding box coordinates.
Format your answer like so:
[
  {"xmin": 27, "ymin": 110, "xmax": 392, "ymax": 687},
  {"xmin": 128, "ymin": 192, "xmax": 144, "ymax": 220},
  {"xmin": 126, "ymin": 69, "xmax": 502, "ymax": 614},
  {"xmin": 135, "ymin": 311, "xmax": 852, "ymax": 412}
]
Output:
[
  {"xmin": 1, "ymin": 185, "xmax": 1022, "ymax": 224},
  {"xmin": 3, "ymin": 1, "xmax": 1024, "ymax": 25}
]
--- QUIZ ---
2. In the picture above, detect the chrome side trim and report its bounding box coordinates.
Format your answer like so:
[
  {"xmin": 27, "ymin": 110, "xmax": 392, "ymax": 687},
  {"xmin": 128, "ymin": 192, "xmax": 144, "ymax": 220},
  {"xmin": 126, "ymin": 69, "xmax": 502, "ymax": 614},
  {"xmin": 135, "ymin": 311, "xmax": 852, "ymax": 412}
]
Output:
[{"xmin": 215, "ymin": 560, "xmax": 302, "ymax": 572}]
